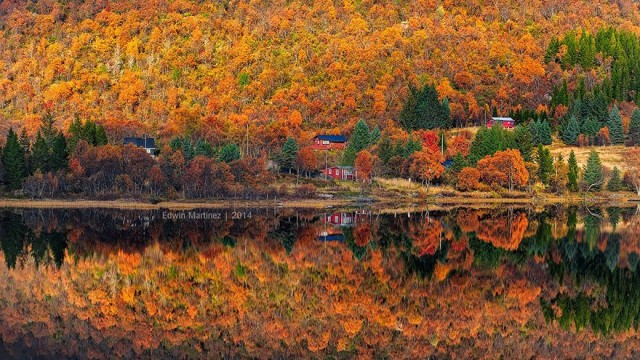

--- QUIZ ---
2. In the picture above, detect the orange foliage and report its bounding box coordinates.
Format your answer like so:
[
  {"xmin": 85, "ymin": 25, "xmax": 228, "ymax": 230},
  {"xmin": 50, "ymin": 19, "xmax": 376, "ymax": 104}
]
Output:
[
  {"xmin": 477, "ymin": 150, "xmax": 529, "ymax": 190},
  {"xmin": 456, "ymin": 167, "xmax": 481, "ymax": 191},
  {"xmin": 476, "ymin": 213, "xmax": 529, "ymax": 251}
]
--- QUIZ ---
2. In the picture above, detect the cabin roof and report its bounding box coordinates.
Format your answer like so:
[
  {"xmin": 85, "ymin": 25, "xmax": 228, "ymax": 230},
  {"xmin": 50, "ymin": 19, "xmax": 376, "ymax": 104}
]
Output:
[
  {"xmin": 124, "ymin": 137, "xmax": 156, "ymax": 149},
  {"xmin": 314, "ymin": 135, "xmax": 347, "ymax": 142},
  {"xmin": 490, "ymin": 117, "xmax": 515, "ymax": 121}
]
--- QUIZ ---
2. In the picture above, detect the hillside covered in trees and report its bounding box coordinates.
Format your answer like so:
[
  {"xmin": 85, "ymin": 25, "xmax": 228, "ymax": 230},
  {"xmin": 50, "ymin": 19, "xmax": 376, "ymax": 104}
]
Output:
[{"xmin": 2, "ymin": 0, "xmax": 640, "ymax": 148}]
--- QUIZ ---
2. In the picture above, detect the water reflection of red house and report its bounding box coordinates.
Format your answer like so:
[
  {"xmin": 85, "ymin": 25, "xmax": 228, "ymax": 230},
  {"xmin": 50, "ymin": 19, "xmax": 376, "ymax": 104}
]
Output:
[
  {"xmin": 318, "ymin": 211, "xmax": 371, "ymax": 241},
  {"xmin": 326, "ymin": 212, "xmax": 354, "ymax": 226}
]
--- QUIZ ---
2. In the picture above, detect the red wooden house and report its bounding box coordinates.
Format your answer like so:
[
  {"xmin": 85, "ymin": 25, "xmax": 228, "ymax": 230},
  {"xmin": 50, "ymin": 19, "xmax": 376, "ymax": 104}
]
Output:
[
  {"xmin": 322, "ymin": 166, "xmax": 357, "ymax": 181},
  {"xmin": 487, "ymin": 117, "xmax": 515, "ymax": 129},
  {"xmin": 312, "ymin": 135, "xmax": 347, "ymax": 150}
]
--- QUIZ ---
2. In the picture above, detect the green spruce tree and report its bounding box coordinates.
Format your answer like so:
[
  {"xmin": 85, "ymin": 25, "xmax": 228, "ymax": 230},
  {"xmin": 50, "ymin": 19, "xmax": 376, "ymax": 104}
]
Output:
[
  {"xmin": 607, "ymin": 167, "xmax": 622, "ymax": 192},
  {"xmin": 568, "ymin": 150, "xmax": 579, "ymax": 192},
  {"xmin": 67, "ymin": 115, "xmax": 83, "ymax": 152},
  {"xmin": 2, "ymin": 128, "xmax": 25, "ymax": 190},
  {"xmin": 219, "ymin": 143, "xmax": 241, "ymax": 163},
  {"xmin": 607, "ymin": 105, "xmax": 625, "ymax": 145},
  {"xmin": 369, "ymin": 125, "xmax": 381, "ymax": 145},
  {"xmin": 377, "ymin": 135, "xmax": 393, "ymax": 165},
  {"xmin": 529, "ymin": 120, "xmax": 541, "ymax": 146},
  {"xmin": 95, "ymin": 124, "xmax": 108, "ymax": 146},
  {"xmin": 540, "ymin": 120, "xmax": 553, "ymax": 145},
  {"xmin": 583, "ymin": 149, "xmax": 603, "ymax": 192},
  {"xmin": 30, "ymin": 131, "xmax": 49, "ymax": 173},
  {"xmin": 399, "ymin": 85, "xmax": 452, "ymax": 130},
  {"xmin": 50, "ymin": 133, "xmax": 69, "ymax": 171},
  {"xmin": 450, "ymin": 152, "xmax": 467, "ymax": 174},
  {"xmin": 628, "ymin": 108, "xmax": 640, "ymax": 145},
  {"xmin": 514, "ymin": 124, "xmax": 534, "ymax": 161},
  {"xmin": 537, "ymin": 145, "xmax": 554, "ymax": 184},
  {"xmin": 279, "ymin": 137, "xmax": 298, "ymax": 171},
  {"xmin": 343, "ymin": 120, "xmax": 371, "ymax": 165},
  {"xmin": 562, "ymin": 116, "xmax": 580, "ymax": 145},
  {"xmin": 403, "ymin": 135, "xmax": 422, "ymax": 158}
]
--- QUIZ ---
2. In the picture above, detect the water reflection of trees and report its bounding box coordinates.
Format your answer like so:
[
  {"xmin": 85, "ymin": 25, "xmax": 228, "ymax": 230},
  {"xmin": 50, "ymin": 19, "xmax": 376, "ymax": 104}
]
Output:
[{"xmin": 2, "ymin": 206, "xmax": 640, "ymax": 357}]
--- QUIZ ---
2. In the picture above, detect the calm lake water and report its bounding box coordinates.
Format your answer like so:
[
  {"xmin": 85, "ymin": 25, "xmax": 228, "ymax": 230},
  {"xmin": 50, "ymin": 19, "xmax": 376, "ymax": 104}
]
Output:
[{"xmin": 1, "ymin": 205, "xmax": 640, "ymax": 359}]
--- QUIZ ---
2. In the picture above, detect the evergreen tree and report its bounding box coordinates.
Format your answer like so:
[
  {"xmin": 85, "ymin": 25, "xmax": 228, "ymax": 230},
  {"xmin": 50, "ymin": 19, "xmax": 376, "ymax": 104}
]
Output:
[
  {"xmin": 67, "ymin": 116, "xmax": 83, "ymax": 152},
  {"xmin": 30, "ymin": 131, "xmax": 49, "ymax": 173},
  {"xmin": 95, "ymin": 124, "xmax": 108, "ymax": 146},
  {"xmin": 399, "ymin": 85, "xmax": 452, "ymax": 130},
  {"xmin": 581, "ymin": 117, "xmax": 601, "ymax": 144},
  {"xmin": 377, "ymin": 135, "xmax": 393, "ymax": 164},
  {"xmin": 219, "ymin": 143, "xmax": 241, "ymax": 163},
  {"xmin": 450, "ymin": 152, "xmax": 467, "ymax": 174},
  {"xmin": 2, "ymin": 128, "xmax": 25, "ymax": 190},
  {"xmin": 583, "ymin": 150, "xmax": 603, "ymax": 191},
  {"xmin": 537, "ymin": 145, "xmax": 554, "ymax": 184},
  {"xmin": 629, "ymin": 108, "xmax": 640, "ymax": 146},
  {"xmin": 468, "ymin": 125, "xmax": 513, "ymax": 165},
  {"xmin": 40, "ymin": 111, "xmax": 57, "ymax": 146},
  {"xmin": 403, "ymin": 135, "xmax": 422, "ymax": 158},
  {"xmin": 19, "ymin": 128, "xmax": 30, "ymax": 154},
  {"xmin": 562, "ymin": 116, "xmax": 580, "ymax": 145},
  {"xmin": 568, "ymin": 150, "xmax": 579, "ymax": 192},
  {"xmin": 607, "ymin": 105, "xmax": 625, "ymax": 145},
  {"xmin": 279, "ymin": 137, "xmax": 298, "ymax": 171},
  {"xmin": 607, "ymin": 167, "xmax": 623, "ymax": 192},
  {"xmin": 50, "ymin": 133, "xmax": 69, "ymax": 171},
  {"xmin": 19, "ymin": 129, "xmax": 31, "ymax": 174},
  {"xmin": 540, "ymin": 120, "xmax": 553, "ymax": 145},
  {"xmin": 529, "ymin": 120, "xmax": 541, "ymax": 146},
  {"xmin": 343, "ymin": 120, "xmax": 371, "ymax": 165},
  {"xmin": 514, "ymin": 124, "xmax": 534, "ymax": 161},
  {"xmin": 194, "ymin": 139, "xmax": 215, "ymax": 158},
  {"xmin": 369, "ymin": 125, "xmax": 381, "ymax": 145},
  {"xmin": 81, "ymin": 120, "xmax": 97, "ymax": 146}
]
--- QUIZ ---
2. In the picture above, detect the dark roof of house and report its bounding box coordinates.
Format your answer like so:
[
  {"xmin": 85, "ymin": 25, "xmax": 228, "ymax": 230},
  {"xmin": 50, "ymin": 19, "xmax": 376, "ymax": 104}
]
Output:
[
  {"xmin": 314, "ymin": 135, "xmax": 347, "ymax": 142},
  {"xmin": 124, "ymin": 137, "xmax": 156, "ymax": 149},
  {"xmin": 443, "ymin": 160, "xmax": 454, "ymax": 168}
]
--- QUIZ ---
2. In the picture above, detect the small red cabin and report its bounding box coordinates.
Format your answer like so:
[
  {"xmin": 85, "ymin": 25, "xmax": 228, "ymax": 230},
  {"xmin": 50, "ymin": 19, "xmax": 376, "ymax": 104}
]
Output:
[
  {"xmin": 322, "ymin": 166, "xmax": 357, "ymax": 181},
  {"xmin": 487, "ymin": 117, "xmax": 515, "ymax": 129},
  {"xmin": 312, "ymin": 135, "xmax": 347, "ymax": 150}
]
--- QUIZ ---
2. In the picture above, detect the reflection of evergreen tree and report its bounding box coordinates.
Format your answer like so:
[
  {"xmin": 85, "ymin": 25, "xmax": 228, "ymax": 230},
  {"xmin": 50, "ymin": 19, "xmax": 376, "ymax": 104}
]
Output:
[
  {"xmin": 527, "ymin": 212, "xmax": 553, "ymax": 257},
  {"xmin": 0, "ymin": 212, "xmax": 25, "ymax": 268},
  {"xmin": 49, "ymin": 232, "xmax": 67, "ymax": 269},
  {"xmin": 222, "ymin": 236, "xmax": 237, "ymax": 248},
  {"xmin": 583, "ymin": 210, "xmax": 602, "ymax": 249},
  {"xmin": 604, "ymin": 233, "xmax": 620, "ymax": 272},
  {"xmin": 268, "ymin": 217, "xmax": 297, "ymax": 254},
  {"xmin": 606, "ymin": 207, "xmax": 621, "ymax": 230},
  {"xmin": 30, "ymin": 229, "xmax": 49, "ymax": 267},
  {"xmin": 343, "ymin": 227, "xmax": 367, "ymax": 261}
]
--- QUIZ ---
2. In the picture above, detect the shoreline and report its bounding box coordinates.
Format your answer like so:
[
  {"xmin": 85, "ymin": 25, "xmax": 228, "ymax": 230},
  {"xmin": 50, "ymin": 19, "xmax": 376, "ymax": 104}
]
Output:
[{"xmin": 0, "ymin": 194, "xmax": 637, "ymax": 210}]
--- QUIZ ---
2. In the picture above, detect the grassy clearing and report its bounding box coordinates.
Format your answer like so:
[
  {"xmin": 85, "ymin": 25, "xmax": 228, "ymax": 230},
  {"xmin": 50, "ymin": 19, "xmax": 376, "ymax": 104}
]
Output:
[{"xmin": 548, "ymin": 141, "xmax": 629, "ymax": 171}]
